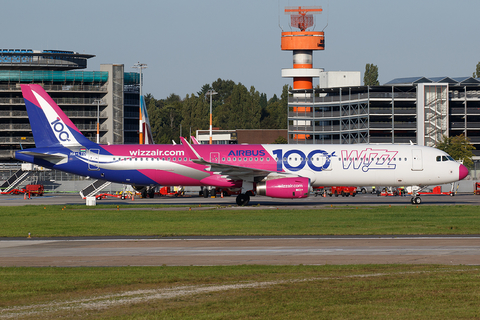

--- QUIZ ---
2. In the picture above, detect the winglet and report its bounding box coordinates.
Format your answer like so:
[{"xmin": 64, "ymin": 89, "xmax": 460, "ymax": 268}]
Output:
[{"xmin": 180, "ymin": 137, "xmax": 202, "ymax": 160}]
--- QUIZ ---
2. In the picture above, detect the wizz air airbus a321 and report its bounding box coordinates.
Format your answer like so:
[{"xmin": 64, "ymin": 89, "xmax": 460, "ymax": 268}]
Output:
[{"xmin": 15, "ymin": 84, "xmax": 468, "ymax": 205}]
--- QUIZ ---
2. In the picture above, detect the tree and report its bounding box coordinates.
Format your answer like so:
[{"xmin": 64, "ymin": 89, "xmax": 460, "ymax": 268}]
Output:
[
  {"xmin": 436, "ymin": 134, "xmax": 476, "ymax": 168},
  {"xmin": 182, "ymin": 93, "xmax": 208, "ymax": 137},
  {"xmin": 274, "ymin": 136, "xmax": 288, "ymax": 144},
  {"xmin": 473, "ymin": 62, "xmax": 480, "ymax": 78},
  {"xmin": 364, "ymin": 63, "xmax": 379, "ymax": 86},
  {"xmin": 197, "ymin": 83, "xmax": 211, "ymax": 97}
]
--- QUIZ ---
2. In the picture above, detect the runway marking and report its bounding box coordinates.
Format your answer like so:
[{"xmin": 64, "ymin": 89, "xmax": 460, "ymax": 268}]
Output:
[{"xmin": 0, "ymin": 268, "xmax": 476, "ymax": 319}]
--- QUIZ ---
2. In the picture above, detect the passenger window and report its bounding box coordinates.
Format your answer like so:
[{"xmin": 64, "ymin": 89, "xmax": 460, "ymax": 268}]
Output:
[
  {"xmin": 267, "ymin": 157, "xmax": 270, "ymax": 161},
  {"xmin": 228, "ymin": 157, "xmax": 231, "ymax": 161},
  {"xmin": 260, "ymin": 157, "xmax": 263, "ymax": 161},
  {"xmin": 222, "ymin": 157, "xmax": 225, "ymax": 161}
]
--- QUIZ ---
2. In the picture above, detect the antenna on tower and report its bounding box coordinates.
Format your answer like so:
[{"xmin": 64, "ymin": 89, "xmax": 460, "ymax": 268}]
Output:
[{"xmin": 284, "ymin": 6, "xmax": 322, "ymax": 31}]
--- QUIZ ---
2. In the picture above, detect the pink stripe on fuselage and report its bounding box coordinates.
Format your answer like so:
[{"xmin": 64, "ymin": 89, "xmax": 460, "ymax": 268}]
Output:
[{"xmin": 101, "ymin": 144, "xmax": 278, "ymax": 172}]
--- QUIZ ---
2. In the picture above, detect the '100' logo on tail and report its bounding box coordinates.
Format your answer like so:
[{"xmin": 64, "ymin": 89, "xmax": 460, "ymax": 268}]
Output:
[{"xmin": 51, "ymin": 118, "xmax": 70, "ymax": 142}]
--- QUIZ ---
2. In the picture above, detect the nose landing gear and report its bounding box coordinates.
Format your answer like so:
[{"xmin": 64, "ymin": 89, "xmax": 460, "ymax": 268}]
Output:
[{"xmin": 411, "ymin": 196, "xmax": 422, "ymax": 204}]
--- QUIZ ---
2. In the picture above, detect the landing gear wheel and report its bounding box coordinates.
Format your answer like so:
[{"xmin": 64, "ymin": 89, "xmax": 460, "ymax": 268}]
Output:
[
  {"xmin": 236, "ymin": 194, "xmax": 250, "ymax": 206},
  {"xmin": 148, "ymin": 188, "xmax": 155, "ymax": 198},
  {"xmin": 209, "ymin": 189, "xmax": 216, "ymax": 198},
  {"xmin": 411, "ymin": 197, "xmax": 422, "ymax": 204}
]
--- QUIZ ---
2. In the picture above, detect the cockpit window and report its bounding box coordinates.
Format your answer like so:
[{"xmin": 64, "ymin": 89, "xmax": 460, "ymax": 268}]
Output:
[{"xmin": 438, "ymin": 155, "xmax": 455, "ymax": 162}]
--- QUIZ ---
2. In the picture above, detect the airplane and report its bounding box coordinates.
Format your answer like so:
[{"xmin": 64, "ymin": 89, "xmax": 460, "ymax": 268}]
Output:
[{"xmin": 15, "ymin": 84, "xmax": 469, "ymax": 205}]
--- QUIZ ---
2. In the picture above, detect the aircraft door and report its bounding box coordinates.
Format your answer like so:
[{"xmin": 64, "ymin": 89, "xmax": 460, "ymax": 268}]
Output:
[
  {"xmin": 411, "ymin": 149, "xmax": 423, "ymax": 171},
  {"xmin": 210, "ymin": 152, "xmax": 220, "ymax": 163},
  {"xmin": 88, "ymin": 149, "xmax": 100, "ymax": 171}
]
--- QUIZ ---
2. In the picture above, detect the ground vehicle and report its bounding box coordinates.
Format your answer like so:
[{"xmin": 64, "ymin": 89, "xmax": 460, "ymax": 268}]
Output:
[
  {"xmin": 379, "ymin": 187, "xmax": 400, "ymax": 196},
  {"xmin": 475, "ymin": 183, "xmax": 480, "ymax": 195},
  {"xmin": 159, "ymin": 186, "xmax": 184, "ymax": 197},
  {"xmin": 327, "ymin": 186, "xmax": 357, "ymax": 197},
  {"xmin": 24, "ymin": 184, "xmax": 44, "ymax": 196}
]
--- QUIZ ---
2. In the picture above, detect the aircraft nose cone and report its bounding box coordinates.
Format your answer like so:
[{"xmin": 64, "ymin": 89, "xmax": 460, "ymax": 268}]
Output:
[{"xmin": 459, "ymin": 164, "xmax": 469, "ymax": 180}]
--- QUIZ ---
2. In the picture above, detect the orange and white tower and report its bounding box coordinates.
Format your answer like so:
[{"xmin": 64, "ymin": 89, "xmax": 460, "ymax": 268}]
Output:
[
  {"xmin": 282, "ymin": 6, "xmax": 324, "ymax": 141},
  {"xmin": 281, "ymin": 6, "xmax": 324, "ymax": 91}
]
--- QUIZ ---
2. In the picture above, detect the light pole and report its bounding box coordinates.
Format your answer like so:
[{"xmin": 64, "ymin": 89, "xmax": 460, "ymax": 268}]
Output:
[
  {"xmin": 93, "ymin": 99, "xmax": 103, "ymax": 144},
  {"xmin": 205, "ymin": 89, "xmax": 217, "ymax": 144},
  {"xmin": 132, "ymin": 62, "xmax": 147, "ymax": 144}
]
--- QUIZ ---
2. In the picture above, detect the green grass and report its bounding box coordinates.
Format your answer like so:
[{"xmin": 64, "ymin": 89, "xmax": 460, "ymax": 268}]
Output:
[
  {"xmin": 1, "ymin": 265, "xmax": 479, "ymax": 319},
  {"xmin": 1, "ymin": 204, "xmax": 479, "ymax": 237}
]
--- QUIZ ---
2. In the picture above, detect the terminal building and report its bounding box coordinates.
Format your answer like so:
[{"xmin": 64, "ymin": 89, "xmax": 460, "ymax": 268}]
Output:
[{"xmin": 0, "ymin": 49, "xmax": 142, "ymax": 162}]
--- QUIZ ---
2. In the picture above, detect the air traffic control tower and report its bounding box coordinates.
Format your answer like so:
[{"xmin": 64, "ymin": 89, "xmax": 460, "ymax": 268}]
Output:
[
  {"xmin": 281, "ymin": 6, "xmax": 324, "ymax": 91},
  {"xmin": 281, "ymin": 6, "xmax": 324, "ymax": 141}
]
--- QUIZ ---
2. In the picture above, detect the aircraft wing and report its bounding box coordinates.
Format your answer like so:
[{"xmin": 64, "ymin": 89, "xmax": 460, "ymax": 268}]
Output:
[
  {"xmin": 180, "ymin": 137, "xmax": 283, "ymax": 180},
  {"xmin": 192, "ymin": 157, "xmax": 276, "ymax": 180}
]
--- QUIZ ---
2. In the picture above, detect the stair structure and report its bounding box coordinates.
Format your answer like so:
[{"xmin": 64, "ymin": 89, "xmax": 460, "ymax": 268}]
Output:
[
  {"xmin": 79, "ymin": 179, "xmax": 111, "ymax": 198},
  {"xmin": 0, "ymin": 169, "xmax": 33, "ymax": 193}
]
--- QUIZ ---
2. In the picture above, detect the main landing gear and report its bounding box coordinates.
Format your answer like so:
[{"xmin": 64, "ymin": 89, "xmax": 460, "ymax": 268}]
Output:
[{"xmin": 236, "ymin": 191, "xmax": 253, "ymax": 206}]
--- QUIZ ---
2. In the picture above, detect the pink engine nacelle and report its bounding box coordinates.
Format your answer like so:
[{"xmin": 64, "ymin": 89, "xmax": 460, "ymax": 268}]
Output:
[{"xmin": 256, "ymin": 177, "xmax": 310, "ymax": 199}]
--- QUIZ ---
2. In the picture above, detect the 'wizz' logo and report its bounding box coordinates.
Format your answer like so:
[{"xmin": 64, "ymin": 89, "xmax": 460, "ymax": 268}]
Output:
[{"xmin": 341, "ymin": 148, "xmax": 398, "ymax": 172}]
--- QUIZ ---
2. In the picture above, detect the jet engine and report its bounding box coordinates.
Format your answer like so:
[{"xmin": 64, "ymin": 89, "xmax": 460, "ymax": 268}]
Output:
[{"xmin": 256, "ymin": 177, "xmax": 310, "ymax": 199}]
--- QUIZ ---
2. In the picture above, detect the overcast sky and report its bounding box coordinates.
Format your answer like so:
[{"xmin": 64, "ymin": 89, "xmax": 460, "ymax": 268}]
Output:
[{"xmin": 3, "ymin": 0, "xmax": 480, "ymax": 100}]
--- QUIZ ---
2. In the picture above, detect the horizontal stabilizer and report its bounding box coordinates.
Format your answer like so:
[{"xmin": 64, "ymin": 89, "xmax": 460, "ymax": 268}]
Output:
[{"xmin": 17, "ymin": 150, "xmax": 67, "ymax": 164}]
